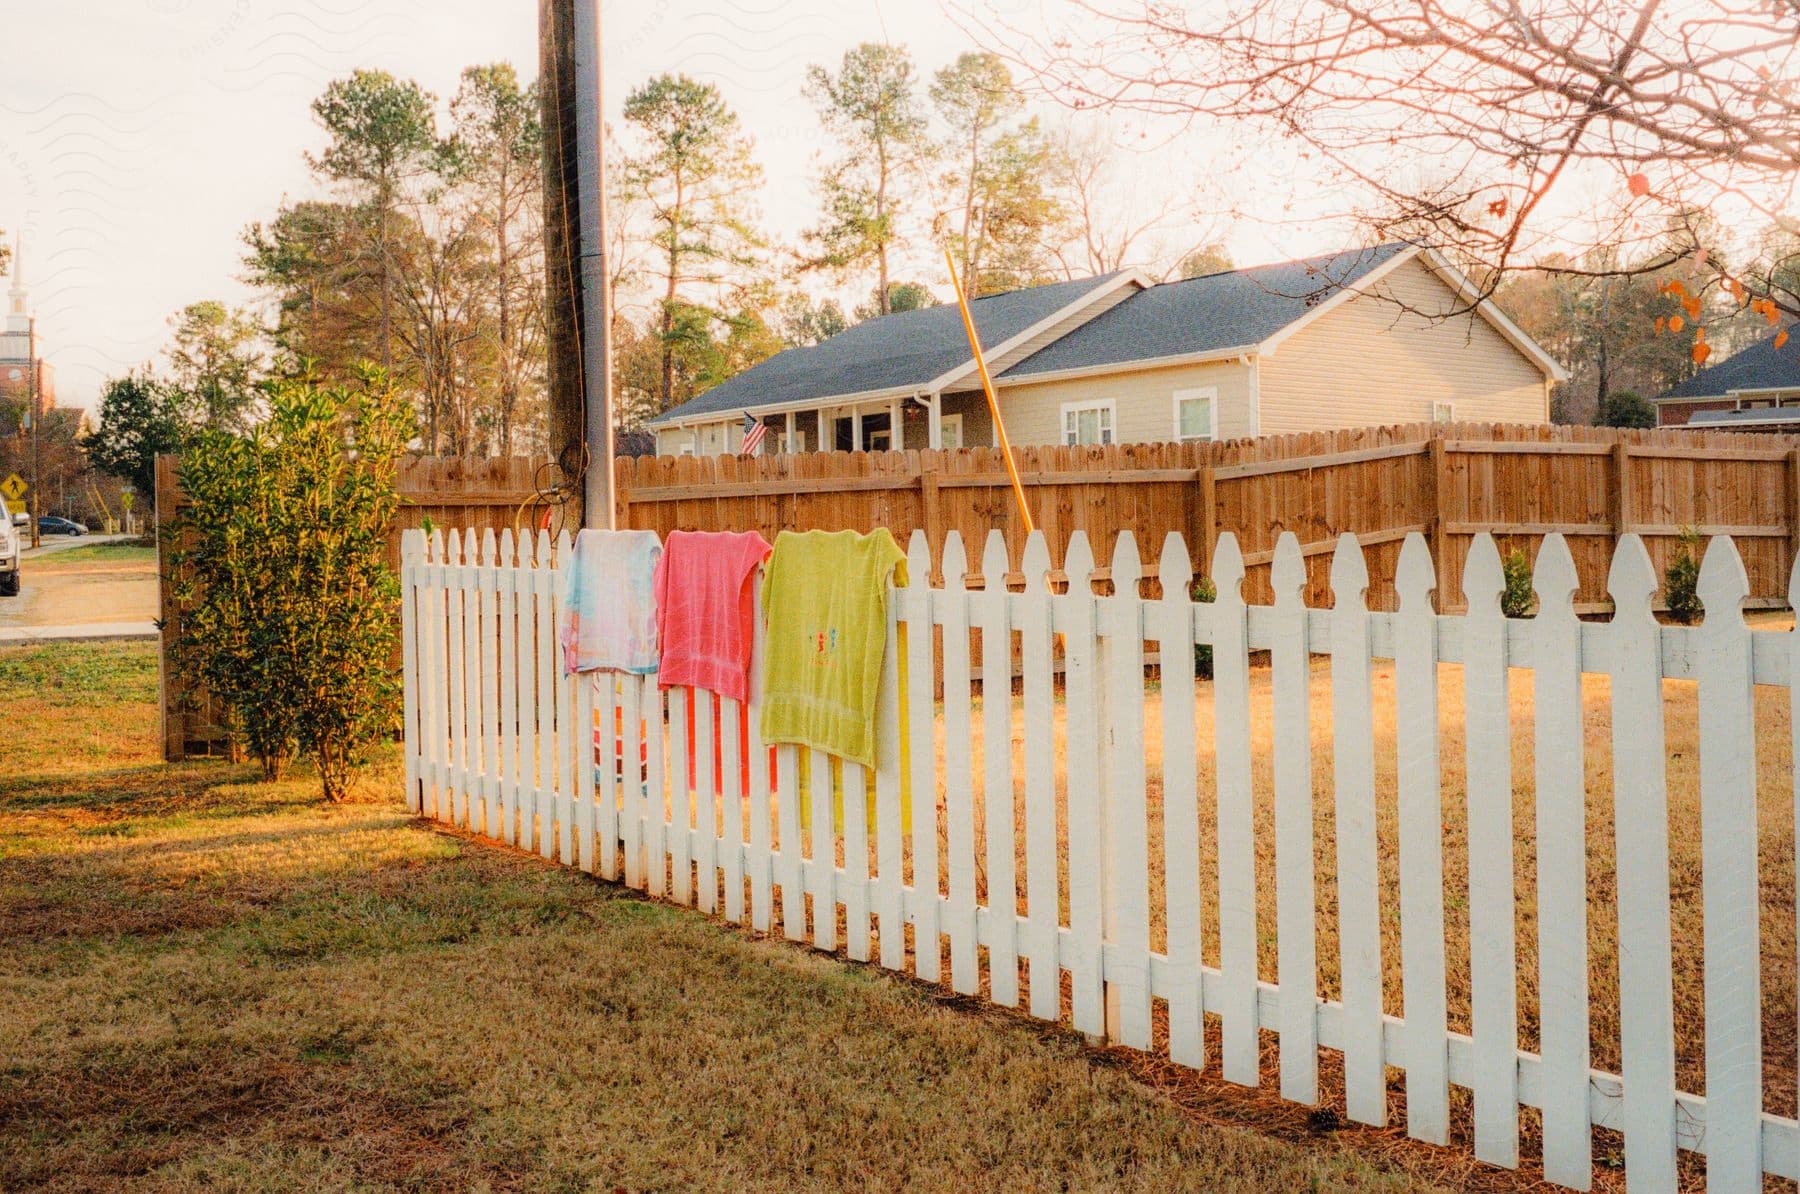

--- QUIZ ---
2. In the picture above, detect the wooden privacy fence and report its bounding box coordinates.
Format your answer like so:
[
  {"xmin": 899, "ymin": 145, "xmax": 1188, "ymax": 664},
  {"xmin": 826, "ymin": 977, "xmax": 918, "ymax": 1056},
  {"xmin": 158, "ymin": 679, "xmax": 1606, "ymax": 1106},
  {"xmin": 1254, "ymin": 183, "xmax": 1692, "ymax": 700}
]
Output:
[
  {"xmin": 404, "ymin": 520, "xmax": 1800, "ymax": 1191},
  {"xmin": 156, "ymin": 454, "xmax": 554, "ymax": 760},
  {"xmin": 615, "ymin": 421, "xmax": 1800, "ymax": 612}
]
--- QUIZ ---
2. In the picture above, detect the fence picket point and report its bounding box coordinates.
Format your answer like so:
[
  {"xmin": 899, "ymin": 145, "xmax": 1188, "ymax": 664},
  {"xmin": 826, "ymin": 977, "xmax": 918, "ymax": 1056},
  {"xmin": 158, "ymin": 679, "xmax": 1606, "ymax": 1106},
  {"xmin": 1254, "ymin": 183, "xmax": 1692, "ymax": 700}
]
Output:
[
  {"xmin": 481, "ymin": 528, "xmax": 501, "ymax": 840},
  {"xmin": 670, "ymin": 690, "xmax": 693, "ymax": 905},
  {"xmin": 903, "ymin": 530, "xmax": 940, "ymax": 983},
  {"xmin": 777, "ymin": 744, "xmax": 805, "ymax": 942},
  {"xmin": 1020, "ymin": 531, "xmax": 1060, "ymax": 1021},
  {"xmin": 535, "ymin": 527, "xmax": 556, "ymax": 859},
  {"xmin": 1103, "ymin": 531, "xmax": 1152, "ymax": 1049},
  {"xmin": 1062, "ymin": 531, "xmax": 1106, "ymax": 1037},
  {"xmin": 595, "ymin": 673, "xmax": 618, "ymax": 880},
  {"xmin": 809, "ymin": 747, "xmax": 838, "ymax": 952},
  {"xmin": 1533, "ymin": 535, "xmax": 1591, "ymax": 1187},
  {"xmin": 873, "ymin": 587, "xmax": 905, "ymax": 969},
  {"xmin": 941, "ymin": 532, "xmax": 979, "ymax": 994},
  {"xmin": 447, "ymin": 529, "xmax": 467, "ymax": 826},
  {"xmin": 638, "ymin": 678, "xmax": 662, "ymax": 897},
  {"xmin": 554, "ymin": 530, "xmax": 575, "ymax": 863},
  {"xmin": 497, "ymin": 530, "xmax": 519, "ymax": 846},
  {"xmin": 696, "ymin": 687, "xmax": 718, "ymax": 914},
  {"xmin": 721, "ymin": 695, "xmax": 745, "ymax": 924},
  {"xmin": 1211, "ymin": 533, "xmax": 1259, "ymax": 1085},
  {"xmin": 980, "ymin": 530, "xmax": 1020, "ymax": 1008},
  {"xmin": 1395, "ymin": 534, "xmax": 1449, "ymax": 1142},
  {"xmin": 1271, "ymin": 533, "xmax": 1318, "ymax": 1103},
  {"xmin": 1608, "ymin": 534, "xmax": 1677, "ymax": 1190},
  {"xmin": 1696, "ymin": 536, "xmax": 1762, "ymax": 1187},
  {"xmin": 748, "ymin": 579, "xmax": 774, "ymax": 932},
  {"xmin": 844, "ymin": 761, "xmax": 871, "ymax": 961},
  {"xmin": 1157, "ymin": 532, "xmax": 1203, "ymax": 1068},
  {"xmin": 1463, "ymin": 533, "xmax": 1519, "ymax": 1167},
  {"xmin": 619, "ymin": 676, "xmax": 642, "ymax": 888},
  {"xmin": 514, "ymin": 529, "xmax": 537, "ymax": 845},
  {"xmin": 1330, "ymin": 533, "xmax": 1384, "ymax": 1126}
]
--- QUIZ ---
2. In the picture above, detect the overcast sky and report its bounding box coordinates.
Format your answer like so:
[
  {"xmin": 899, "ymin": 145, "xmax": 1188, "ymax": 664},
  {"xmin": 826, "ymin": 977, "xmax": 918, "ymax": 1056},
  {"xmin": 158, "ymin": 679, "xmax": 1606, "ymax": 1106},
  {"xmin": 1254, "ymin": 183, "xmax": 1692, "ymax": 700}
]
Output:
[{"xmin": 3, "ymin": 0, "xmax": 1346, "ymax": 412}]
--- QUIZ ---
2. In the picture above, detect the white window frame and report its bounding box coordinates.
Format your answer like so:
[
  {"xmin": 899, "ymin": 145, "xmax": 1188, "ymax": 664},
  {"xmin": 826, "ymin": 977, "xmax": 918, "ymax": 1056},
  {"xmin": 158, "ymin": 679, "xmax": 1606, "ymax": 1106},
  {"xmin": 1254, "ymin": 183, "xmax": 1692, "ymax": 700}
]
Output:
[
  {"xmin": 1060, "ymin": 399, "xmax": 1116, "ymax": 447},
  {"xmin": 939, "ymin": 413, "xmax": 964, "ymax": 450},
  {"xmin": 1432, "ymin": 401, "xmax": 1456, "ymax": 424},
  {"xmin": 1171, "ymin": 386, "xmax": 1218, "ymax": 444}
]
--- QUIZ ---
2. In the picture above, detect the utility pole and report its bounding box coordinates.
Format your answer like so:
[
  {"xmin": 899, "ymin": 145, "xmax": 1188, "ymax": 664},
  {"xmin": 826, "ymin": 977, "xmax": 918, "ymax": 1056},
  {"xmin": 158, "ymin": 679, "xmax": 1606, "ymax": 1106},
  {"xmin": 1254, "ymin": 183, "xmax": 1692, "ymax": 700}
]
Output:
[
  {"xmin": 27, "ymin": 315, "xmax": 38, "ymax": 549},
  {"xmin": 540, "ymin": 0, "xmax": 614, "ymax": 530}
]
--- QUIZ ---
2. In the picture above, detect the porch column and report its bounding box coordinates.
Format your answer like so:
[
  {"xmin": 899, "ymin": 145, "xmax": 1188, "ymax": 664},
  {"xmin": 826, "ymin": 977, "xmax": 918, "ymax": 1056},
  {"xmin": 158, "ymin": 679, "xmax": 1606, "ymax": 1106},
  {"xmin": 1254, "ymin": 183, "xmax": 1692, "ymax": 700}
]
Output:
[
  {"xmin": 889, "ymin": 396, "xmax": 902, "ymax": 450},
  {"xmin": 928, "ymin": 391, "xmax": 943, "ymax": 450},
  {"xmin": 785, "ymin": 409, "xmax": 796, "ymax": 453},
  {"xmin": 852, "ymin": 406, "xmax": 864, "ymax": 452}
]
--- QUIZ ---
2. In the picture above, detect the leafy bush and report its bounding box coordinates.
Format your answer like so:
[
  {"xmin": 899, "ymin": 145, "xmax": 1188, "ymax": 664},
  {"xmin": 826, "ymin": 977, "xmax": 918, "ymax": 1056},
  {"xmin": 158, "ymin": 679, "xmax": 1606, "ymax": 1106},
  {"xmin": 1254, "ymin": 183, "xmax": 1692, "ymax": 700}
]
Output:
[
  {"xmin": 172, "ymin": 370, "xmax": 413, "ymax": 800},
  {"xmin": 1664, "ymin": 526, "xmax": 1703, "ymax": 624},
  {"xmin": 1191, "ymin": 575, "xmax": 1217, "ymax": 679},
  {"xmin": 1501, "ymin": 547, "xmax": 1535, "ymax": 618},
  {"xmin": 1595, "ymin": 390, "xmax": 1656, "ymax": 429}
]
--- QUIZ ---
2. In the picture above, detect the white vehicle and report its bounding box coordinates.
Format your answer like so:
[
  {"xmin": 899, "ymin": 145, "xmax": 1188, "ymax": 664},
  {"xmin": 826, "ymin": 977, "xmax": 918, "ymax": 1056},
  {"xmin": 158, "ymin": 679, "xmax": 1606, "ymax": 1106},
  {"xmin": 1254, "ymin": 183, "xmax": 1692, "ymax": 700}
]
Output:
[{"xmin": 0, "ymin": 496, "xmax": 22, "ymax": 596}]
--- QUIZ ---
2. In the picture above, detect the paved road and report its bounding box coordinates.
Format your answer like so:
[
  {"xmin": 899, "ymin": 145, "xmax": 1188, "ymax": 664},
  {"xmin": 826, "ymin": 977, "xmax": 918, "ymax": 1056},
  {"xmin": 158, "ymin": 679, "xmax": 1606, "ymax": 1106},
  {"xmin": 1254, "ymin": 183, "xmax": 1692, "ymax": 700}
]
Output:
[{"xmin": 0, "ymin": 536, "xmax": 159, "ymax": 641}]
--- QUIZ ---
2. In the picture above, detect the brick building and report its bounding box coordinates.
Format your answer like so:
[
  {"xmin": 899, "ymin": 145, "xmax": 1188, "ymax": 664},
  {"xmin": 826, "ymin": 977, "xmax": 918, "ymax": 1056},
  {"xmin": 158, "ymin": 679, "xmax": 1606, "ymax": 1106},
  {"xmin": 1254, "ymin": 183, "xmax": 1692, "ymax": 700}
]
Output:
[{"xmin": 0, "ymin": 234, "xmax": 55, "ymax": 418}]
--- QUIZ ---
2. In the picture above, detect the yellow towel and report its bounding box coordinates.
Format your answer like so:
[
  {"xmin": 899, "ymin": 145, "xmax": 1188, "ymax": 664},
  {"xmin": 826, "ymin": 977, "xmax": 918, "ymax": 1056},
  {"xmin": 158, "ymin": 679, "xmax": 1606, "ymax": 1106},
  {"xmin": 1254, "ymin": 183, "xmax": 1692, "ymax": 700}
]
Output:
[{"xmin": 759, "ymin": 528, "xmax": 905, "ymax": 769}]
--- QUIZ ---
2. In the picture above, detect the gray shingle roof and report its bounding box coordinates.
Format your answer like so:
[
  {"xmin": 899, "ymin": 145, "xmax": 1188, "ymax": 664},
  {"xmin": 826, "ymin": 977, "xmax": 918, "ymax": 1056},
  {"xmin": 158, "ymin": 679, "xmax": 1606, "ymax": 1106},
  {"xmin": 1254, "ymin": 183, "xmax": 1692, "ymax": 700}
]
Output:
[
  {"xmin": 999, "ymin": 243, "xmax": 1411, "ymax": 378},
  {"xmin": 650, "ymin": 272, "xmax": 1124, "ymax": 426},
  {"xmin": 1657, "ymin": 329, "xmax": 1800, "ymax": 399}
]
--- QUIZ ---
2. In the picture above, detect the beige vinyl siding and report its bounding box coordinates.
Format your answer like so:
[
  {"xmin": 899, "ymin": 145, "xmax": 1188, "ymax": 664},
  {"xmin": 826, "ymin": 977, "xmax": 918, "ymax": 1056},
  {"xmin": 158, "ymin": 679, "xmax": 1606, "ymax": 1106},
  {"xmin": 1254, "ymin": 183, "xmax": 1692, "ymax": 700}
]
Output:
[
  {"xmin": 1257, "ymin": 255, "xmax": 1549, "ymax": 434},
  {"xmin": 991, "ymin": 358, "xmax": 1255, "ymax": 447}
]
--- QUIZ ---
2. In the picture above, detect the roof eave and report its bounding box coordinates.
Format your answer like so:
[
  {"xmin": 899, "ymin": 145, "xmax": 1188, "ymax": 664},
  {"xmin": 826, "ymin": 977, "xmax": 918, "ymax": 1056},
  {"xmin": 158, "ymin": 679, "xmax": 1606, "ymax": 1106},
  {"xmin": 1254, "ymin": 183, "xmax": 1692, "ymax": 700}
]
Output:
[
  {"xmin": 645, "ymin": 382, "xmax": 925, "ymax": 429},
  {"xmin": 998, "ymin": 344, "xmax": 1259, "ymax": 388},
  {"xmin": 922, "ymin": 269, "xmax": 1153, "ymax": 394}
]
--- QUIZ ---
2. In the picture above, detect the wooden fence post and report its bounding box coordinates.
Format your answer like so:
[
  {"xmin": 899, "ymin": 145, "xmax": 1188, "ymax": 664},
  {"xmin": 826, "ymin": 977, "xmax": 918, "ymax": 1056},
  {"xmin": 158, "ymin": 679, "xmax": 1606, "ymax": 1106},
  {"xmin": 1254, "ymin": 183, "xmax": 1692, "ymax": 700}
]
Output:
[
  {"xmin": 1613, "ymin": 440, "xmax": 1633, "ymax": 536},
  {"xmin": 1787, "ymin": 447, "xmax": 1800, "ymax": 593},
  {"xmin": 920, "ymin": 458, "xmax": 943, "ymax": 582},
  {"xmin": 1195, "ymin": 464, "xmax": 1216, "ymax": 581},
  {"xmin": 1428, "ymin": 435, "xmax": 1450, "ymax": 609}
]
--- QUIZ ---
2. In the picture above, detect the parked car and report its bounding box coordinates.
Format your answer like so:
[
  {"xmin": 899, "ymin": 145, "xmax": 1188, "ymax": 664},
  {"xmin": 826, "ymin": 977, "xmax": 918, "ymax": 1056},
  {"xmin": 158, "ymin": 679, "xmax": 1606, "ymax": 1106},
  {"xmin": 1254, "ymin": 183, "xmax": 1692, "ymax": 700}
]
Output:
[
  {"xmin": 38, "ymin": 516, "xmax": 87, "ymax": 536},
  {"xmin": 0, "ymin": 499, "xmax": 20, "ymax": 595}
]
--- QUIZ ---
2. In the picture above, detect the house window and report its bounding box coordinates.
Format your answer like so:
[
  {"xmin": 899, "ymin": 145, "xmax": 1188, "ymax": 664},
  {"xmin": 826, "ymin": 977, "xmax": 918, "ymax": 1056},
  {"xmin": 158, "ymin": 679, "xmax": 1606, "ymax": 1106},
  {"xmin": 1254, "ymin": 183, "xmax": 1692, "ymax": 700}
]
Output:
[
  {"xmin": 1173, "ymin": 387, "xmax": 1217, "ymax": 443},
  {"xmin": 1061, "ymin": 400, "xmax": 1115, "ymax": 446},
  {"xmin": 939, "ymin": 413, "xmax": 964, "ymax": 450},
  {"xmin": 1432, "ymin": 401, "xmax": 1456, "ymax": 424}
]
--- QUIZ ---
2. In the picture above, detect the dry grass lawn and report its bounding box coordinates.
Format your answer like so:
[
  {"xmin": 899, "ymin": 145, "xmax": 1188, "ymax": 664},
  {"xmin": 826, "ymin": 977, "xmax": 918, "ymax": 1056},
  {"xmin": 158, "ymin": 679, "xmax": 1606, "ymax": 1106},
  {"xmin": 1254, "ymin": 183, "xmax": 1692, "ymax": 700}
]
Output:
[{"xmin": 0, "ymin": 641, "xmax": 1444, "ymax": 1192}]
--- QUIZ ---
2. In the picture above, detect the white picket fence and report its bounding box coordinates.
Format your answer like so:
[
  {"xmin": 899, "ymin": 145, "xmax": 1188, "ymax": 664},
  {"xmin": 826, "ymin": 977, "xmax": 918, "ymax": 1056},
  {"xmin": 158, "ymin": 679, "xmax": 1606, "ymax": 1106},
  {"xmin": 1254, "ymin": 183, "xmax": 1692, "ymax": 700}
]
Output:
[{"xmin": 400, "ymin": 523, "xmax": 1799, "ymax": 1192}]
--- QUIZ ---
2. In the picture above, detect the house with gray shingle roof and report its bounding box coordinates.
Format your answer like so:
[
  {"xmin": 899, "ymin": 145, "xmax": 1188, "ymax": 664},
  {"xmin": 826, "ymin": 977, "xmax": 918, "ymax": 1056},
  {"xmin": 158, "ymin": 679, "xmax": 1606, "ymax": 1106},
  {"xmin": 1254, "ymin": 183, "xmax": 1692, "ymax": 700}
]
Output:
[
  {"xmin": 1652, "ymin": 330, "xmax": 1800, "ymax": 429},
  {"xmin": 649, "ymin": 243, "xmax": 1566, "ymax": 456}
]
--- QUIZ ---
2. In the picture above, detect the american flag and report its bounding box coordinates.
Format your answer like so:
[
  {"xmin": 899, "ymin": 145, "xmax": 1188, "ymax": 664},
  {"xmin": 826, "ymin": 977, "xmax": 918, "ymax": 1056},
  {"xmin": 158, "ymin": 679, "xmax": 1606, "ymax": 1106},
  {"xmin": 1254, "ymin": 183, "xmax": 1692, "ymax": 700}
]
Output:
[{"xmin": 740, "ymin": 411, "xmax": 769, "ymax": 455}]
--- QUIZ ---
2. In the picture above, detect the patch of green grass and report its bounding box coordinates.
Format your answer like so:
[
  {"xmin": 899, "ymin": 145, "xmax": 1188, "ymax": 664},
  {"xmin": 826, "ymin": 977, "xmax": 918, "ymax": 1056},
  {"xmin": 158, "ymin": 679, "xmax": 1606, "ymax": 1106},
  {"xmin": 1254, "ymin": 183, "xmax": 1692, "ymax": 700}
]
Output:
[
  {"xmin": 31, "ymin": 540, "xmax": 158, "ymax": 567},
  {"xmin": 0, "ymin": 642, "xmax": 1445, "ymax": 1192}
]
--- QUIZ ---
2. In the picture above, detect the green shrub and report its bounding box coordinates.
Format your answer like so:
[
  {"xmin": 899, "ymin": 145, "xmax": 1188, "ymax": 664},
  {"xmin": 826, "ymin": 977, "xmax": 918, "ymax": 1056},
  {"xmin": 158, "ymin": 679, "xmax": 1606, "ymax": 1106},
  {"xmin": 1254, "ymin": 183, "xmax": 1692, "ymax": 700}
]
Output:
[
  {"xmin": 1501, "ymin": 547, "xmax": 1535, "ymax": 618},
  {"xmin": 172, "ymin": 369, "xmax": 413, "ymax": 801},
  {"xmin": 1595, "ymin": 390, "xmax": 1656, "ymax": 429},
  {"xmin": 1191, "ymin": 575, "xmax": 1217, "ymax": 679},
  {"xmin": 1664, "ymin": 527, "xmax": 1703, "ymax": 624}
]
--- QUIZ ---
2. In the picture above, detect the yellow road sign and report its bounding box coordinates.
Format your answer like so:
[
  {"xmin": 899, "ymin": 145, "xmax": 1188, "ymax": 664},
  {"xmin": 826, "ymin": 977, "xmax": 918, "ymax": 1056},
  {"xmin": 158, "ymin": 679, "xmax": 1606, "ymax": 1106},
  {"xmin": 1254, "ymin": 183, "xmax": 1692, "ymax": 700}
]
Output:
[{"xmin": 0, "ymin": 474, "xmax": 25, "ymax": 503}]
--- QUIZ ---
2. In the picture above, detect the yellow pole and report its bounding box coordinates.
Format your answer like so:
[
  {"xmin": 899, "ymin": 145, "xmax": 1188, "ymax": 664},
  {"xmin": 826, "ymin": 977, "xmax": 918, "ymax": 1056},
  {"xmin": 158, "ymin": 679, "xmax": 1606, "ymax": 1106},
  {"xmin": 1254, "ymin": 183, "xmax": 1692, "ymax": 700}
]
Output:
[{"xmin": 943, "ymin": 247, "xmax": 1034, "ymax": 535}]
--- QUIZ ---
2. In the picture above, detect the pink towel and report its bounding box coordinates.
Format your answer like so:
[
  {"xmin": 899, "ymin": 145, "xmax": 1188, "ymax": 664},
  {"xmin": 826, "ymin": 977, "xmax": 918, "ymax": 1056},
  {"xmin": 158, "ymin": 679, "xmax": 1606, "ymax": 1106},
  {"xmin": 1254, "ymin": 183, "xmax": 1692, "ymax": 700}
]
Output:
[{"xmin": 653, "ymin": 530, "xmax": 773, "ymax": 703}]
